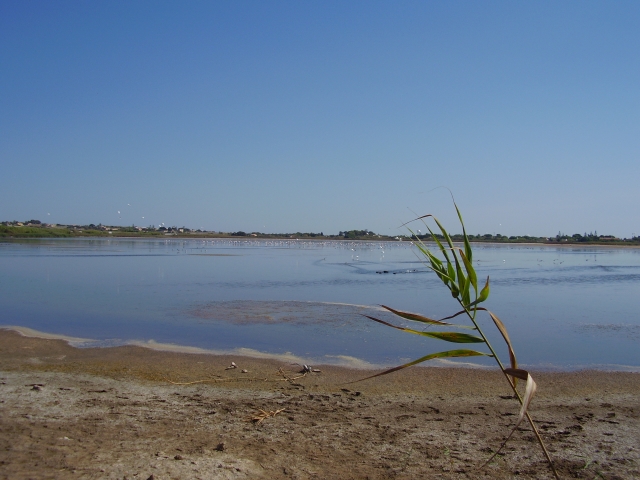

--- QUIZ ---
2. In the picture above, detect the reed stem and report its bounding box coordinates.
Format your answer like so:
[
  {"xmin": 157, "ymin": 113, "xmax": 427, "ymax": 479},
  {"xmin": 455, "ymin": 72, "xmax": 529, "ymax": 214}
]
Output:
[{"xmin": 458, "ymin": 302, "xmax": 559, "ymax": 479}]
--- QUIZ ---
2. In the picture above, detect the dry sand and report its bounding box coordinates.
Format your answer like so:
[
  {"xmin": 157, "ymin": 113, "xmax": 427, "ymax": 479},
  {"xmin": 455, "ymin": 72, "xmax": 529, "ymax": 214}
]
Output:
[{"xmin": 0, "ymin": 329, "xmax": 638, "ymax": 479}]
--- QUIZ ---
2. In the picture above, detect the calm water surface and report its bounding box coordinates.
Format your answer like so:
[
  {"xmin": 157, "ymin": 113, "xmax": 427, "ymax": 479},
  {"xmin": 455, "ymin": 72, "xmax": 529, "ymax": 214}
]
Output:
[{"xmin": 1, "ymin": 238, "xmax": 639, "ymax": 370}]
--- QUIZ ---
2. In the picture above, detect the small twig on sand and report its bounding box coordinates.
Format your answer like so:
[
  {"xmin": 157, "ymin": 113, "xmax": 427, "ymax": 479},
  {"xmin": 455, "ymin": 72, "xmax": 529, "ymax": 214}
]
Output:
[
  {"xmin": 276, "ymin": 367, "xmax": 308, "ymax": 383},
  {"xmin": 248, "ymin": 408, "xmax": 286, "ymax": 424}
]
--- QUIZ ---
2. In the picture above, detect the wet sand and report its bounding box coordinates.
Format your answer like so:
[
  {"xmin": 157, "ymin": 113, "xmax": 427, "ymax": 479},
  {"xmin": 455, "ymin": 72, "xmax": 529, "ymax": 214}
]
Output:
[{"xmin": 1, "ymin": 329, "xmax": 638, "ymax": 479}]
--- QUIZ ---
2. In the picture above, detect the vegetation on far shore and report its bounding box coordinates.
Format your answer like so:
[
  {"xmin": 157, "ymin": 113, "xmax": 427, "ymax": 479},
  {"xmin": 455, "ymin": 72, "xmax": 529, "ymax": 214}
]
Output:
[{"xmin": 1, "ymin": 220, "xmax": 639, "ymax": 245}]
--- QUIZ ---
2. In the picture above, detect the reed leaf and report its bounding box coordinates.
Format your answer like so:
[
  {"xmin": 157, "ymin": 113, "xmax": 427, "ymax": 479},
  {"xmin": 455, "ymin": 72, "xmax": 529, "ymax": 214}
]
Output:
[
  {"xmin": 464, "ymin": 277, "xmax": 490, "ymax": 309},
  {"xmin": 513, "ymin": 369, "xmax": 537, "ymax": 427},
  {"xmin": 488, "ymin": 311, "xmax": 518, "ymax": 372},
  {"xmin": 438, "ymin": 309, "xmax": 468, "ymax": 321},
  {"xmin": 454, "ymin": 201, "xmax": 473, "ymax": 263},
  {"xmin": 405, "ymin": 216, "xmax": 453, "ymax": 280},
  {"xmin": 447, "ymin": 262, "xmax": 457, "ymax": 291},
  {"xmin": 433, "ymin": 216, "xmax": 455, "ymax": 251},
  {"xmin": 503, "ymin": 367, "xmax": 529, "ymax": 381},
  {"xmin": 363, "ymin": 315, "xmax": 483, "ymax": 342},
  {"xmin": 454, "ymin": 256, "xmax": 466, "ymax": 298},
  {"xmin": 431, "ymin": 216, "xmax": 465, "ymax": 297},
  {"xmin": 349, "ymin": 349, "xmax": 491, "ymax": 384},
  {"xmin": 410, "ymin": 231, "xmax": 454, "ymax": 286},
  {"xmin": 478, "ymin": 276, "xmax": 490, "ymax": 303},
  {"xmin": 426, "ymin": 223, "xmax": 454, "ymax": 280},
  {"xmin": 459, "ymin": 249, "xmax": 477, "ymax": 292},
  {"xmin": 461, "ymin": 275, "xmax": 471, "ymax": 307},
  {"xmin": 380, "ymin": 305, "xmax": 454, "ymax": 326},
  {"xmin": 414, "ymin": 239, "xmax": 444, "ymax": 273}
]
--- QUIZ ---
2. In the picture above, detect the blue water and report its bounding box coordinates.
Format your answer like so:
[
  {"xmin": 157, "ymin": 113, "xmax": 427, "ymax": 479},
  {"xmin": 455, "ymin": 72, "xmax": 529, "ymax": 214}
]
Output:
[{"xmin": 1, "ymin": 238, "xmax": 639, "ymax": 370}]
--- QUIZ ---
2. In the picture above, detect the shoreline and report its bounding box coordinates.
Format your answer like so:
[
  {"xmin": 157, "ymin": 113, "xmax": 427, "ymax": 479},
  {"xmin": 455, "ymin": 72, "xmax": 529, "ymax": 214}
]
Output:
[
  {"xmin": 4, "ymin": 325, "xmax": 640, "ymax": 373},
  {"xmin": 1, "ymin": 329, "xmax": 639, "ymax": 479}
]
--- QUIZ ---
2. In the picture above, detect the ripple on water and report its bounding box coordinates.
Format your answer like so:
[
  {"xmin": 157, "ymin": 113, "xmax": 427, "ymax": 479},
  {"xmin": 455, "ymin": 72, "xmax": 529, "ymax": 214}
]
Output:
[{"xmin": 574, "ymin": 323, "xmax": 640, "ymax": 340}]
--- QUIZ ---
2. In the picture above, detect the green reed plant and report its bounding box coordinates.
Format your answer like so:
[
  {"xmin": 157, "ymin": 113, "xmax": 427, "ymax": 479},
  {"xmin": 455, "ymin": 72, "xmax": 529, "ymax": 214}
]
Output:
[{"xmin": 355, "ymin": 202, "xmax": 559, "ymax": 479}]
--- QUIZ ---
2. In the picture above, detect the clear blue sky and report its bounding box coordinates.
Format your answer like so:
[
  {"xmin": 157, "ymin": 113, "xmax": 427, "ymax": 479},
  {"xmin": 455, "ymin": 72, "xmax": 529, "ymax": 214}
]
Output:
[{"xmin": 2, "ymin": 1, "xmax": 639, "ymax": 237}]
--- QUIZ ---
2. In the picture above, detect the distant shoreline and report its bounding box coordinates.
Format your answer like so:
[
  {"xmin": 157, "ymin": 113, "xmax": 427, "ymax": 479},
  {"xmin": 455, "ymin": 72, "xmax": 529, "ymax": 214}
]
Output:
[
  {"xmin": 2, "ymin": 232, "xmax": 640, "ymax": 248},
  {"xmin": 3, "ymin": 222, "xmax": 640, "ymax": 246}
]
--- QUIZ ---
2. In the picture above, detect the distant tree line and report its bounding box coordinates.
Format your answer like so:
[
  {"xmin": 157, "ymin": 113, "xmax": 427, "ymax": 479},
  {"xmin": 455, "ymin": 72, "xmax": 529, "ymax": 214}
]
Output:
[
  {"xmin": 339, "ymin": 229, "xmax": 376, "ymax": 239},
  {"xmin": 2, "ymin": 220, "xmax": 640, "ymax": 244}
]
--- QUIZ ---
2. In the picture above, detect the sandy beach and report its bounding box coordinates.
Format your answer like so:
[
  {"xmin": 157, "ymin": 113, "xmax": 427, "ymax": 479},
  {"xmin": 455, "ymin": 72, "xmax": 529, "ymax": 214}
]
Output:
[{"xmin": 1, "ymin": 329, "xmax": 638, "ymax": 479}]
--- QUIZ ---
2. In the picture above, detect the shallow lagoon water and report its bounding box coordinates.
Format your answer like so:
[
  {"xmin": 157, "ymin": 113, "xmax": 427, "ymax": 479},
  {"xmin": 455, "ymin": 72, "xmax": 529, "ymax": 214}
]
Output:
[{"xmin": 1, "ymin": 238, "xmax": 639, "ymax": 370}]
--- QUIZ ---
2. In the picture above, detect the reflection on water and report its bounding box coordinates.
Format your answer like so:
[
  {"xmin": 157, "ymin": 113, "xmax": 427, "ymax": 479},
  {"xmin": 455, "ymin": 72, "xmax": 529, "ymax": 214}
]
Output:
[{"xmin": 1, "ymin": 238, "xmax": 639, "ymax": 370}]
